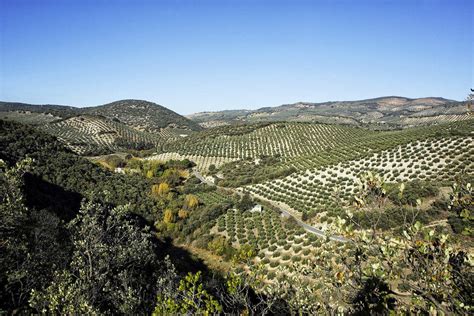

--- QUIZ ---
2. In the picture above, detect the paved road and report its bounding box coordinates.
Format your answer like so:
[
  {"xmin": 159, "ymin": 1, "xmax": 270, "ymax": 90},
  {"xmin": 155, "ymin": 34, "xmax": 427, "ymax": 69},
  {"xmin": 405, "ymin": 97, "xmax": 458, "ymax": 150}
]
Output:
[
  {"xmin": 192, "ymin": 169, "xmax": 348, "ymax": 243},
  {"xmin": 192, "ymin": 169, "xmax": 214, "ymax": 186}
]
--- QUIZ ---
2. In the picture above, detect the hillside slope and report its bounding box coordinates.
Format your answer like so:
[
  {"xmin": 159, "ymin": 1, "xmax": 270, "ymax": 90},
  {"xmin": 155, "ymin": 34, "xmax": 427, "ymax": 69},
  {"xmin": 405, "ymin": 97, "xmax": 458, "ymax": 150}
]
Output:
[
  {"xmin": 188, "ymin": 96, "xmax": 471, "ymax": 128},
  {"xmin": 40, "ymin": 115, "xmax": 166, "ymax": 155},
  {"xmin": 155, "ymin": 119, "xmax": 474, "ymax": 187},
  {"xmin": 0, "ymin": 99, "xmax": 200, "ymax": 155},
  {"xmin": 0, "ymin": 99, "xmax": 201, "ymax": 132},
  {"xmin": 83, "ymin": 99, "xmax": 202, "ymax": 132}
]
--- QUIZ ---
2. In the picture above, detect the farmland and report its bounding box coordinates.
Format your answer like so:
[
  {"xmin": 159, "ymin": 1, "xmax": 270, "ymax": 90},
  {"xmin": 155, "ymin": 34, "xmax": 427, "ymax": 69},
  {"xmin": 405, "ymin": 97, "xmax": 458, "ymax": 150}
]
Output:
[
  {"xmin": 1, "ymin": 100, "xmax": 472, "ymax": 314},
  {"xmin": 40, "ymin": 115, "xmax": 168, "ymax": 155}
]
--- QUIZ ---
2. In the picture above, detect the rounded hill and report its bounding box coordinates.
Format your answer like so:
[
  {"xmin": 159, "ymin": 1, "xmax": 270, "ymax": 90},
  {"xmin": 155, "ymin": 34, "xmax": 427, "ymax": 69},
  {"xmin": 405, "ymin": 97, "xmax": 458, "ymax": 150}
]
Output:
[{"xmin": 83, "ymin": 99, "xmax": 203, "ymax": 132}]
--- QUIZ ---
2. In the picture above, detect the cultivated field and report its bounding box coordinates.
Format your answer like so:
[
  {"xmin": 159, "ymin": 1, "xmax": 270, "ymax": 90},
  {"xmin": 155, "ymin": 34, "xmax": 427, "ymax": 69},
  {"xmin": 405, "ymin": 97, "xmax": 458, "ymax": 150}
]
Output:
[
  {"xmin": 244, "ymin": 135, "xmax": 473, "ymax": 218},
  {"xmin": 40, "ymin": 115, "xmax": 168, "ymax": 155}
]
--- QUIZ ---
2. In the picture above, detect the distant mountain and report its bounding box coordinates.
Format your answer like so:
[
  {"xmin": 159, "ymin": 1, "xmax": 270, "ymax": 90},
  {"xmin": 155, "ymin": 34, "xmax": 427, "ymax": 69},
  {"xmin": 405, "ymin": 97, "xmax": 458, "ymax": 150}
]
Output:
[{"xmin": 188, "ymin": 96, "xmax": 471, "ymax": 128}]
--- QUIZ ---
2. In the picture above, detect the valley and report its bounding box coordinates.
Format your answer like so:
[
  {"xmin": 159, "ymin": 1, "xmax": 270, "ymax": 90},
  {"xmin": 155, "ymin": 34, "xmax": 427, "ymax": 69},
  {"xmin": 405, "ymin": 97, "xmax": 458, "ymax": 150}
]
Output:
[
  {"xmin": 2, "ymin": 1, "xmax": 472, "ymax": 313},
  {"xmin": 1, "ymin": 97, "xmax": 472, "ymax": 314}
]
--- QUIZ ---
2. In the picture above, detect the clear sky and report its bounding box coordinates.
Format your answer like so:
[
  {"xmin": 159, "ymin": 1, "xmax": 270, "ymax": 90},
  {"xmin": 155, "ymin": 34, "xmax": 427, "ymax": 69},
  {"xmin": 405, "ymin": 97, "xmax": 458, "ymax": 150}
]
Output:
[{"xmin": 0, "ymin": 0, "xmax": 472, "ymax": 114}]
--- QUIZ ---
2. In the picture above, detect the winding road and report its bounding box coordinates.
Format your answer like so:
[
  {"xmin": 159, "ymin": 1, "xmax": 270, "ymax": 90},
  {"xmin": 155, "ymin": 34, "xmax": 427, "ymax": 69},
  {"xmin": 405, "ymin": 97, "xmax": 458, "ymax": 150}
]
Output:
[{"xmin": 192, "ymin": 169, "xmax": 348, "ymax": 243}]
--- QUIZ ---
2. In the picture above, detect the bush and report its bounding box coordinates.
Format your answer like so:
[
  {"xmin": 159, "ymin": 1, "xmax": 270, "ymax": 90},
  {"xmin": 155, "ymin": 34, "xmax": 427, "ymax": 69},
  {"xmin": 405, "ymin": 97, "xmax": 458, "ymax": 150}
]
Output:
[{"xmin": 387, "ymin": 181, "xmax": 439, "ymax": 206}]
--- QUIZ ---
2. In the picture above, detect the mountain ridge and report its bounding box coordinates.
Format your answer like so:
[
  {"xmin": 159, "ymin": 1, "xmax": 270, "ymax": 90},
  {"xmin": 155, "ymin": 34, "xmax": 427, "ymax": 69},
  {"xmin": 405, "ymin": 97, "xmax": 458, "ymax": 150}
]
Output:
[{"xmin": 187, "ymin": 96, "xmax": 468, "ymax": 128}]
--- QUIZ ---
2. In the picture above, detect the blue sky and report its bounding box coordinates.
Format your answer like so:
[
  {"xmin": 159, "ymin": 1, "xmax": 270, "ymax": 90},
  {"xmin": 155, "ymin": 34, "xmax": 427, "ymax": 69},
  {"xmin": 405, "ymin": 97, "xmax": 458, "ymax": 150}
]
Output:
[{"xmin": 0, "ymin": 0, "xmax": 472, "ymax": 114}]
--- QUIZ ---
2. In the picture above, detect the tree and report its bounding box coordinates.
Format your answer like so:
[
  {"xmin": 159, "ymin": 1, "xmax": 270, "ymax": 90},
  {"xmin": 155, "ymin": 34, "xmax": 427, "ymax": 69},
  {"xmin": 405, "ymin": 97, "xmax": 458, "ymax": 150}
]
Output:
[
  {"xmin": 0, "ymin": 158, "xmax": 33, "ymax": 311},
  {"xmin": 184, "ymin": 194, "xmax": 199, "ymax": 210},
  {"xmin": 153, "ymin": 271, "xmax": 222, "ymax": 315},
  {"xmin": 163, "ymin": 209, "xmax": 175, "ymax": 224},
  {"xmin": 207, "ymin": 235, "xmax": 228, "ymax": 256},
  {"xmin": 178, "ymin": 209, "xmax": 189, "ymax": 219},
  {"xmin": 236, "ymin": 193, "xmax": 254, "ymax": 211},
  {"xmin": 448, "ymin": 177, "xmax": 473, "ymax": 236},
  {"xmin": 30, "ymin": 201, "xmax": 158, "ymax": 314},
  {"xmin": 316, "ymin": 173, "xmax": 474, "ymax": 313},
  {"xmin": 152, "ymin": 183, "xmax": 170, "ymax": 197},
  {"xmin": 161, "ymin": 169, "xmax": 181, "ymax": 187},
  {"xmin": 0, "ymin": 158, "xmax": 69, "ymax": 313}
]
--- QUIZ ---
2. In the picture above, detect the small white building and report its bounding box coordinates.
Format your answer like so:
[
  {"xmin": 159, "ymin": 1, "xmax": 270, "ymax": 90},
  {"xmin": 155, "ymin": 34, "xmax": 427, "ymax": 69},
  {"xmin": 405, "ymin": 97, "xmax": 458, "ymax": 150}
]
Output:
[
  {"xmin": 114, "ymin": 167, "xmax": 125, "ymax": 174},
  {"xmin": 249, "ymin": 204, "xmax": 263, "ymax": 213}
]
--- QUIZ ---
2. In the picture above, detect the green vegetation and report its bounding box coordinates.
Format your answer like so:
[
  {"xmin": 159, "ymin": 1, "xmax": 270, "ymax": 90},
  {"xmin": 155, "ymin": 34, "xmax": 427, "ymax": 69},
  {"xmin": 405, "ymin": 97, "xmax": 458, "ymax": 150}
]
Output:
[{"xmin": 1, "ymin": 113, "xmax": 472, "ymax": 314}]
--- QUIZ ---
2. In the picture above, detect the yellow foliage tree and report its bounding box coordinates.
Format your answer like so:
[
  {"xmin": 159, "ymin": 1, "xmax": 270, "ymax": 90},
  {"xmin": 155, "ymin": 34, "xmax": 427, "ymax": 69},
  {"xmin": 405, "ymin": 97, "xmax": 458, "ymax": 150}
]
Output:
[
  {"xmin": 146, "ymin": 169, "xmax": 154, "ymax": 179},
  {"xmin": 178, "ymin": 209, "xmax": 189, "ymax": 219},
  {"xmin": 151, "ymin": 184, "xmax": 159, "ymax": 197},
  {"xmin": 184, "ymin": 194, "xmax": 199, "ymax": 210},
  {"xmin": 163, "ymin": 209, "xmax": 175, "ymax": 224},
  {"xmin": 151, "ymin": 183, "xmax": 170, "ymax": 197},
  {"xmin": 178, "ymin": 169, "xmax": 189, "ymax": 178},
  {"xmin": 159, "ymin": 183, "xmax": 170, "ymax": 195}
]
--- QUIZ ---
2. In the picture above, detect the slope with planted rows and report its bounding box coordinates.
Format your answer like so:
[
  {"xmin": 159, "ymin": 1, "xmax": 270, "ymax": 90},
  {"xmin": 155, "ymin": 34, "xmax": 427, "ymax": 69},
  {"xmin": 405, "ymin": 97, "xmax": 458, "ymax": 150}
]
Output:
[{"xmin": 40, "ymin": 115, "xmax": 167, "ymax": 155}]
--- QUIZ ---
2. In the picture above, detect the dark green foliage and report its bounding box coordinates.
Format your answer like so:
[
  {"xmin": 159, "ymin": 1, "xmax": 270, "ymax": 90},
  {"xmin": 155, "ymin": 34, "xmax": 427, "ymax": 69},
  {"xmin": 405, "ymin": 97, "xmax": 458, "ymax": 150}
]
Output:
[
  {"xmin": 448, "ymin": 215, "xmax": 467, "ymax": 234},
  {"xmin": 178, "ymin": 202, "xmax": 232, "ymax": 241},
  {"xmin": 0, "ymin": 120, "xmax": 159, "ymax": 221},
  {"xmin": 0, "ymin": 159, "xmax": 71, "ymax": 313},
  {"xmin": 387, "ymin": 180, "xmax": 439, "ymax": 206},
  {"xmin": 352, "ymin": 277, "xmax": 396, "ymax": 314},
  {"xmin": 236, "ymin": 193, "xmax": 255, "ymax": 211},
  {"xmin": 218, "ymin": 158, "xmax": 297, "ymax": 187},
  {"xmin": 103, "ymin": 154, "xmax": 127, "ymax": 169},
  {"xmin": 30, "ymin": 201, "xmax": 159, "ymax": 314},
  {"xmin": 0, "ymin": 128, "xmax": 218, "ymax": 313}
]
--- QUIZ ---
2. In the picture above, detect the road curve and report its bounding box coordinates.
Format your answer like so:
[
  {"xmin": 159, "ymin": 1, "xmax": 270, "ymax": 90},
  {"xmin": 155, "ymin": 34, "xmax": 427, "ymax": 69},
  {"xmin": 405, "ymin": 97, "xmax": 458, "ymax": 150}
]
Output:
[{"xmin": 192, "ymin": 169, "xmax": 349, "ymax": 243}]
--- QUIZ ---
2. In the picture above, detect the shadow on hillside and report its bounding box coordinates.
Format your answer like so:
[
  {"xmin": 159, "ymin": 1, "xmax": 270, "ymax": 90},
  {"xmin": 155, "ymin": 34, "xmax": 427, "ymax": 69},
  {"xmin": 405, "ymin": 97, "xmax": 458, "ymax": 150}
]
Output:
[
  {"xmin": 158, "ymin": 236, "xmax": 211, "ymax": 274},
  {"xmin": 24, "ymin": 173, "xmax": 82, "ymax": 221}
]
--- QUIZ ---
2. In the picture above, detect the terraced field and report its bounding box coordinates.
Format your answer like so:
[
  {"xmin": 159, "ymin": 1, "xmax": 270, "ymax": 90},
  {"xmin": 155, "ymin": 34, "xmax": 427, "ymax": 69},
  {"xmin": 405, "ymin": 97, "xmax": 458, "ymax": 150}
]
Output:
[
  {"xmin": 40, "ymin": 115, "xmax": 168, "ymax": 155},
  {"xmin": 154, "ymin": 120, "xmax": 472, "ymax": 187},
  {"xmin": 399, "ymin": 113, "xmax": 472, "ymax": 126}
]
